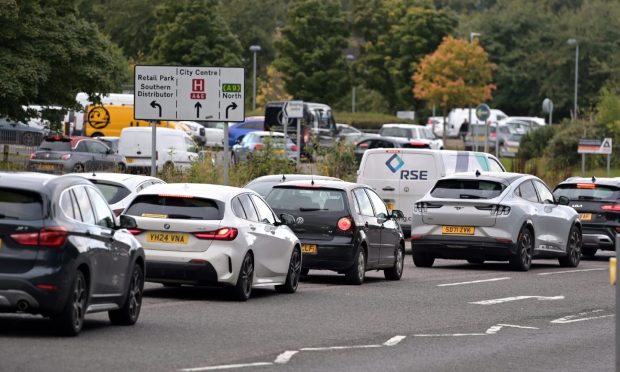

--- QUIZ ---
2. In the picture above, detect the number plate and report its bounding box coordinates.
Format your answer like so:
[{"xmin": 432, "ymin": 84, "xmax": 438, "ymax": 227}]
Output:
[
  {"xmin": 126, "ymin": 158, "xmax": 135, "ymax": 164},
  {"xmin": 146, "ymin": 232, "xmax": 188, "ymax": 244},
  {"xmin": 301, "ymin": 244, "xmax": 317, "ymax": 254},
  {"xmin": 39, "ymin": 163, "xmax": 56, "ymax": 170},
  {"xmin": 579, "ymin": 213, "xmax": 592, "ymax": 221},
  {"xmin": 442, "ymin": 226, "xmax": 475, "ymax": 235}
]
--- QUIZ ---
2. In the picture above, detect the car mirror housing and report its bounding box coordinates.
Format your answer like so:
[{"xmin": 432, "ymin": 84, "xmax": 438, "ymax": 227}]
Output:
[
  {"xmin": 119, "ymin": 215, "xmax": 137, "ymax": 229},
  {"xmin": 279, "ymin": 213, "xmax": 296, "ymax": 226},
  {"xmin": 557, "ymin": 196, "xmax": 570, "ymax": 206},
  {"xmin": 391, "ymin": 209, "xmax": 405, "ymax": 219}
]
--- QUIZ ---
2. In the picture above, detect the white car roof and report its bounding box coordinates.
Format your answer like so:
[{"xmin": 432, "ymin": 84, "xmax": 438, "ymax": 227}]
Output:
[
  {"xmin": 248, "ymin": 131, "xmax": 285, "ymax": 137},
  {"xmin": 68, "ymin": 173, "xmax": 164, "ymax": 188},
  {"xmin": 381, "ymin": 123, "xmax": 419, "ymax": 128},
  {"xmin": 138, "ymin": 183, "xmax": 253, "ymax": 201},
  {"xmin": 246, "ymin": 174, "xmax": 341, "ymax": 184}
]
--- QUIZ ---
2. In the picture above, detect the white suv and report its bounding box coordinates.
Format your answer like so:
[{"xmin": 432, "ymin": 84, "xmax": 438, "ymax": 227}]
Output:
[{"xmin": 379, "ymin": 123, "xmax": 444, "ymax": 149}]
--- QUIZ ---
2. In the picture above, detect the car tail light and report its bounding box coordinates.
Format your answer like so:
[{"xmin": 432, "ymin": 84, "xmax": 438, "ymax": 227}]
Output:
[
  {"xmin": 10, "ymin": 227, "xmax": 68, "ymax": 248},
  {"xmin": 303, "ymin": 128, "xmax": 309, "ymax": 144},
  {"xmin": 291, "ymin": 144, "xmax": 298, "ymax": 152},
  {"xmin": 601, "ymin": 204, "xmax": 620, "ymax": 211},
  {"xmin": 577, "ymin": 183, "xmax": 596, "ymax": 189},
  {"xmin": 411, "ymin": 234, "xmax": 425, "ymax": 240},
  {"xmin": 491, "ymin": 205, "xmax": 511, "ymax": 215},
  {"xmin": 414, "ymin": 202, "xmax": 441, "ymax": 212},
  {"xmin": 495, "ymin": 237, "xmax": 513, "ymax": 244},
  {"xmin": 61, "ymin": 153, "xmax": 71, "ymax": 160},
  {"xmin": 194, "ymin": 227, "xmax": 238, "ymax": 241},
  {"xmin": 255, "ymin": 143, "xmax": 264, "ymax": 150},
  {"xmin": 36, "ymin": 284, "xmax": 57, "ymax": 291},
  {"xmin": 30, "ymin": 153, "xmax": 37, "ymax": 159},
  {"xmin": 127, "ymin": 228, "xmax": 143, "ymax": 235},
  {"xmin": 112, "ymin": 209, "xmax": 124, "ymax": 217},
  {"xmin": 615, "ymin": 227, "xmax": 620, "ymax": 233},
  {"xmin": 337, "ymin": 217, "xmax": 353, "ymax": 231}
]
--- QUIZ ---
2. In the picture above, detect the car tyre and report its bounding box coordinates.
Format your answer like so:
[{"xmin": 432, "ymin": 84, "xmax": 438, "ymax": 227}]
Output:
[
  {"xmin": 559, "ymin": 225, "xmax": 581, "ymax": 268},
  {"xmin": 510, "ymin": 226, "xmax": 533, "ymax": 271},
  {"xmin": 384, "ymin": 244, "xmax": 404, "ymax": 280},
  {"xmin": 230, "ymin": 253, "xmax": 253, "ymax": 301},
  {"xmin": 109, "ymin": 264, "xmax": 144, "ymax": 325},
  {"xmin": 345, "ymin": 247, "xmax": 366, "ymax": 285},
  {"xmin": 53, "ymin": 270, "xmax": 87, "ymax": 336},
  {"xmin": 581, "ymin": 246, "xmax": 597, "ymax": 258},
  {"xmin": 412, "ymin": 250, "xmax": 435, "ymax": 267},
  {"xmin": 275, "ymin": 246, "xmax": 301, "ymax": 293}
]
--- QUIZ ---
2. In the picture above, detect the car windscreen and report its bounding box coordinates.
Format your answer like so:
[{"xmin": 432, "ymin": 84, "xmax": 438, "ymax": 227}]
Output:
[
  {"xmin": 246, "ymin": 181, "xmax": 278, "ymax": 198},
  {"xmin": 38, "ymin": 138, "xmax": 71, "ymax": 151},
  {"xmin": 0, "ymin": 188, "xmax": 43, "ymax": 220},
  {"xmin": 553, "ymin": 184, "xmax": 620, "ymax": 202},
  {"xmin": 266, "ymin": 187, "xmax": 347, "ymax": 213},
  {"xmin": 430, "ymin": 179, "xmax": 506, "ymax": 199},
  {"xmin": 380, "ymin": 127, "xmax": 411, "ymax": 138},
  {"xmin": 125, "ymin": 195, "xmax": 223, "ymax": 220},
  {"xmin": 90, "ymin": 181, "xmax": 132, "ymax": 204}
]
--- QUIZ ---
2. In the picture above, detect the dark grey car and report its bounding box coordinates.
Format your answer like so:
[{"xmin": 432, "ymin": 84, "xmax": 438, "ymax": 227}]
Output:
[
  {"xmin": 28, "ymin": 136, "xmax": 127, "ymax": 173},
  {"xmin": 0, "ymin": 118, "xmax": 49, "ymax": 146}
]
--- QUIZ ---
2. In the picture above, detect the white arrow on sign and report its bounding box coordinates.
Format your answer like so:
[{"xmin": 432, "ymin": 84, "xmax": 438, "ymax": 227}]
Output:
[
  {"xmin": 284, "ymin": 100, "xmax": 304, "ymax": 119},
  {"xmin": 469, "ymin": 295, "xmax": 564, "ymax": 305}
]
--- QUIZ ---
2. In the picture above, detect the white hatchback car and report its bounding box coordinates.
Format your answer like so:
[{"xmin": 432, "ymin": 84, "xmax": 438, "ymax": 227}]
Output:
[
  {"xmin": 69, "ymin": 173, "xmax": 165, "ymax": 216},
  {"xmin": 123, "ymin": 183, "xmax": 302, "ymax": 300}
]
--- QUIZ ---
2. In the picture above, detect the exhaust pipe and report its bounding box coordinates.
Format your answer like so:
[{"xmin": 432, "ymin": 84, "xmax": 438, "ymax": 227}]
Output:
[{"xmin": 16, "ymin": 300, "xmax": 29, "ymax": 312}]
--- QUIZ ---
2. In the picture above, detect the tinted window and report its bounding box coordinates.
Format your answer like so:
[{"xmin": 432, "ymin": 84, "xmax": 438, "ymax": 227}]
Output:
[
  {"xmin": 488, "ymin": 158, "xmax": 505, "ymax": 172},
  {"xmin": 533, "ymin": 180, "xmax": 555, "ymax": 204},
  {"xmin": 232, "ymin": 197, "xmax": 247, "ymax": 219},
  {"xmin": 245, "ymin": 181, "xmax": 277, "ymax": 198},
  {"xmin": 553, "ymin": 184, "xmax": 620, "ymax": 202},
  {"xmin": 365, "ymin": 189, "xmax": 388, "ymax": 217},
  {"xmin": 251, "ymin": 195, "xmax": 276, "ymax": 224},
  {"xmin": 39, "ymin": 138, "xmax": 71, "ymax": 151},
  {"xmin": 0, "ymin": 188, "xmax": 43, "ymax": 220},
  {"xmin": 60, "ymin": 190, "xmax": 77, "ymax": 220},
  {"xmin": 241, "ymin": 121, "xmax": 263, "ymax": 130},
  {"xmin": 73, "ymin": 186, "xmax": 96, "ymax": 224},
  {"xmin": 125, "ymin": 195, "xmax": 223, "ymax": 220},
  {"xmin": 238, "ymin": 194, "xmax": 259, "ymax": 222},
  {"xmin": 87, "ymin": 141, "xmax": 108, "ymax": 154},
  {"xmin": 431, "ymin": 179, "xmax": 506, "ymax": 199},
  {"xmin": 517, "ymin": 180, "xmax": 539, "ymax": 203},
  {"xmin": 380, "ymin": 127, "xmax": 412, "ymax": 138},
  {"xmin": 353, "ymin": 188, "xmax": 374, "ymax": 216},
  {"xmin": 90, "ymin": 181, "xmax": 131, "ymax": 204},
  {"xmin": 75, "ymin": 141, "xmax": 89, "ymax": 152},
  {"xmin": 267, "ymin": 187, "xmax": 347, "ymax": 213},
  {"xmin": 86, "ymin": 187, "xmax": 115, "ymax": 228}
]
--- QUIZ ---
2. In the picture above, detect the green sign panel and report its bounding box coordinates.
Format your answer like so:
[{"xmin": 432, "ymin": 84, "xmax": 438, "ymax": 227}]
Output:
[{"xmin": 222, "ymin": 83, "xmax": 242, "ymax": 93}]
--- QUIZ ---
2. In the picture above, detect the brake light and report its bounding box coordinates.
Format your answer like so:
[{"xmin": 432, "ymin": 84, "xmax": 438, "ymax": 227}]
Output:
[
  {"xmin": 194, "ymin": 227, "xmax": 238, "ymax": 241},
  {"xmin": 159, "ymin": 194, "xmax": 194, "ymax": 198},
  {"xmin": 36, "ymin": 284, "xmax": 57, "ymax": 291},
  {"xmin": 112, "ymin": 209, "xmax": 124, "ymax": 217},
  {"xmin": 255, "ymin": 143, "xmax": 264, "ymax": 150},
  {"xmin": 615, "ymin": 227, "xmax": 620, "ymax": 233},
  {"xmin": 601, "ymin": 204, "xmax": 620, "ymax": 211},
  {"xmin": 385, "ymin": 149, "xmax": 401, "ymax": 153},
  {"xmin": 61, "ymin": 153, "xmax": 71, "ymax": 160},
  {"xmin": 577, "ymin": 183, "xmax": 596, "ymax": 189},
  {"xmin": 30, "ymin": 153, "xmax": 37, "ymax": 159},
  {"xmin": 291, "ymin": 144, "xmax": 298, "ymax": 152},
  {"xmin": 10, "ymin": 227, "xmax": 68, "ymax": 248},
  {"xmin": 303, "ymin": 127, "xmax": 309, "ymax": 144},
  {"xmin": 412, "ymin": 234, "xmax": 425, "ymax": 240},
  {"xmin": 337, "ymin": 217, "xmax": 353, "ymax": 231},
  {"xmin": 127, "ymin": 228, "xmax": 143, "ymax": 235}
]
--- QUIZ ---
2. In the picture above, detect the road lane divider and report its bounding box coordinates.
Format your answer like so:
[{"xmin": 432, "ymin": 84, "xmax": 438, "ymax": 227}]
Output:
[
  {"xmin": 551, "ymin": 309, "xmax": 615, "ymax": 324},
  {"xmin": 437, "ymin": 277, "xmax": 510, "ymax": 287},
  {"xmin": 469, "ymin": 295, "xmax": 564, "ymax": 305},
  {"xmin": 180, "ymin": 362, "xmax": 273, "ymax": 371},
  {"xmin": 537, "ymin": 268, "xmax": 606, "ymax": 276}
]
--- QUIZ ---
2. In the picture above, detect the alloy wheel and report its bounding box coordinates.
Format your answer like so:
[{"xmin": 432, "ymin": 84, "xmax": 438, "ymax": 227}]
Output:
[
  {"xmin": 72, "ymin": 274, "xmax": 86, "ymax": 330},
  {"xmin": 128, "ymin": 268, "xmax": 143, "ymax": 320}
]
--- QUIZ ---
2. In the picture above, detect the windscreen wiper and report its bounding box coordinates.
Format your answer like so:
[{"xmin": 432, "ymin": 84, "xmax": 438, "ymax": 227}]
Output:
[
  {"xmin": 459, "ymin": 194, "xmax": 482, "ymax": 199},
  {"xmin": 299, "ymin": 208, "xmax": 328, "ymax": 212}
]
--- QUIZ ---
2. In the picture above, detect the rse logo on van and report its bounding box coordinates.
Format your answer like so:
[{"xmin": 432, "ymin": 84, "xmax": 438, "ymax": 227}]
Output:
[
  {"xmin": 385, "ymin": 154, "xmax": 428, "ymax": 180},
  {"xmin": 385, "ymin": 154, "xmax": 405, "ymax": 173}
]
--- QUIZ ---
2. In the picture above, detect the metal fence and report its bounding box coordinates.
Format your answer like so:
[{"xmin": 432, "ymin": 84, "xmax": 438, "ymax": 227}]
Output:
[
  {"xmin": 0, "ymin": 129, "xmax": 45, "ymax": 146},
  {"xmin": 0, "ymin": 143, "xmax": 37, "ymax": 168}
]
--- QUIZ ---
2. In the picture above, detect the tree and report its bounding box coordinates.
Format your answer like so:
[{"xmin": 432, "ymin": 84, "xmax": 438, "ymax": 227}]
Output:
[
  {"xmin": 256, "ymin": 65, "xmax": 292, "ymax": 111},
  {"xmin": 0, "ymin": 0, "xmax": 128, "ymax": 121},
  {"xmin": 413, "ymin": 36, "xmax": 496, "ymax": 141},
  {"xmin": 149, "ymin": 0, "xmax": 243, "ymax": 67},
  {"xmin": 274, "ymin": 0, "xmax": 350, "ymax": 104},
  {"xmin": 357, "ymin": 0, "xmax": 457, "ymax": 112}
]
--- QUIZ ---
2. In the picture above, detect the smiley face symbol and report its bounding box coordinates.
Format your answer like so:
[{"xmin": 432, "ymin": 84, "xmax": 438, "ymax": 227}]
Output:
[{"xmin": 87, "ymin": 106, "xmax": 111, "ymax": 129}]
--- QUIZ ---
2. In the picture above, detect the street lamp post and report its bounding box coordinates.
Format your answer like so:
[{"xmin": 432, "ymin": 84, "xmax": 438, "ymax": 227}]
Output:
[
  {"xmin": 346, "ymin": 54, "xmax": 356, "ymax": 113},
  {"xmin": 567, "ymin": 38, "xmax": 579, "ymax": 119},
  {"xmin": 469, "ymin": 32, "xmax": 481, "ymax": 151},
  {"xmin": 249, "ymin": 45, "xmax": 261, "ymax": 112}
]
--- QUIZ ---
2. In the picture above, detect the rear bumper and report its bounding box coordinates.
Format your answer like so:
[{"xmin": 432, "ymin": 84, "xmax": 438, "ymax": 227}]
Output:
[
  {"xmin": 582, "ymin": 225, "xmax": 617, "ymax": 251},
  {"xmin": 412, "ymin": 235, "xmax": 516, "ymax": 260},
  {"xmin": 146, "ymin": 261, "xmax": 219, "ymax": 285},
  {"xmin": 0, "ymin": 274, "xmax": 71, "ymax": 315},
  {"xmin": 300, "ymin": 238, "xmax": 357, "ymax": 271}
]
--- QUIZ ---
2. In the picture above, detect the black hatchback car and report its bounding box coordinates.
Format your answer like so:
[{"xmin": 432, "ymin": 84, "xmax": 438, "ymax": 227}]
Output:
[
  {"xmin": 553, "ymin": 177, "xmax": 620, "ymax": 257},
  {"xmin": 0, "ymin": 172, "xmax": 144, "ymax": 335},
  {"xmin": 266, "ymin": 180, "xmax": 405, "ymax": 284},
  {"xmin": 354, "ymin": 136, "xmax": 430, "ymax": 163}
]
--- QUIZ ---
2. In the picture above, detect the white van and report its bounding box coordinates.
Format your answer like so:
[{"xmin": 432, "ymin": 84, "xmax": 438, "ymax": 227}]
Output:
[
  {"xmin": 447, "ymin": 108, "xmax": 508, "ymax": 138},
  {"xmin": 357, "ymin": 149, "xmax": 505, "ymax": 234},
  {"xmin": 118, "ymin": 127, "xmax": 199, "ymax": 172}
]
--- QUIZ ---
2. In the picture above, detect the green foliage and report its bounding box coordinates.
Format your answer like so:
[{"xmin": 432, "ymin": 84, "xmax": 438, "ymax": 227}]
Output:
[
  {"xmin": 358, "ymin": 0, "xmax": 457, "ymax": 111},
  {"xmin": 544, "ymin": 119, "xmax": 601, "ymax": 172},
  {"xmin": 0, "ymin": 0, "xmax": 128, "ymax": 121},
  {"xmin": 229, "ymin": 138, "xmax": 298, "ymax": 186},
  {"xmin": 274, "ymin": 0, "xmax": 350, "ymax": 104},
  {"xmin": 332, "ymin": 86, "xmax": 391, "ymax": 114},
  {"xmin": 335, "ymin": 112, "xmax": 416, "ymax": 129},
  {"xmin": 315, "ymin": 140, "xmax": 358, "ymax": 182},
  {"xmin": 150, "ymin": 0, "xmax": 243, "ymax": 66},
  {"xmin": 517, "ymin": 125, "xmax": 555, "ymax": 162}
]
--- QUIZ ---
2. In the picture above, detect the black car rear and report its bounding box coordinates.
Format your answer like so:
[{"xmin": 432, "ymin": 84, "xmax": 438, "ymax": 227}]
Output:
[{"xmin": 553, "ymin": 178, "xmax": 620, "ymax": 256}]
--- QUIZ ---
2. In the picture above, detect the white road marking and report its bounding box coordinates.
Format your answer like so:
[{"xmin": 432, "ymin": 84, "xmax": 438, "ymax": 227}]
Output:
[
  {"xmin": 437, "ymin": 277, "xmax": 511, "ymax": 287},
  {"xmin": 538, "ymin": 268, "xmax": 606, "ymax": 276},
  {"xmin": 143, "ymin": 301, "xmax": 195, "ymax": 310},
  {"xmin": 274, "ymin": 351, "xmax": 298, "ymax": 365},
  {"xmin": 383, "ymin": 335, "xmax": 406, "ymax": 346},
  {"xmin": 300, "ymin": 345, "xmax": 382, "ymax": 351},
  {"xmin": 485, "ymin": 324, "xmax": 539, "ymax": 334},
  {"xmin": 551, "ymin": 309, "xmax": 615, "ymax": 324},
  {"xmin": 413, "ymin": 333, "xmax": 487, "ymax": 337},
  {"xmin": 179, "ymin": 362, "xmax": 273, "ymax": 371},
  {"xmin": 469, "ymin": 295, "xmax": 564, "ymax": 305}
]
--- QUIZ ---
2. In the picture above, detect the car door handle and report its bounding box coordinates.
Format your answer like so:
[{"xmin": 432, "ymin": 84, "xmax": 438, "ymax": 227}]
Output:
[
  {"xmin": 382, "ymin": 186, "xmax": 395, "ymax": 191},
  {"xmin": 250, "ymin": 225, "xmax": 256, "ymax": 231}
]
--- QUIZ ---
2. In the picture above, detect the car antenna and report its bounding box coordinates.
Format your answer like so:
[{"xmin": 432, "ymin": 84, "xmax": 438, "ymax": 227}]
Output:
[
  {"xmin": 281, "ymin": 174, "xmax": 286, "ymax": 182},
  {"xmin": 592, "ymin": 176, "xmax": 596, "ymax": 183},
  {"xmin": 311, "ymin": 170, "xmax": 315, "ymax": 186},
  {"xmin": 475, "ymin": 169, "xmax": 481, "ymax": 177}
]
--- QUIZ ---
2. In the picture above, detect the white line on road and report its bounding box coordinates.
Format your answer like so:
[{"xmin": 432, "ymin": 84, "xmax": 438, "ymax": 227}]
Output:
[
  {"xmin": 274, "ymin": 351, "xmax": 299, "ymax": 365},
  {"xmin": 180, "ymin": 362, "xmax": 273, "ymax": 371},
  {"xmin": 437, "ymin": 277, "xmax": 511, "ymax": 287},
  {"xmin": 300, "ymin": 345, "xmax": 382, "ymax": 351},
  {"xmin": 413, "ymin": 333, "xmax": 487, "ymax": 337},
  {"xmin": 538, "ymin": 268, "xmax": 606, "ymax": 276},
  {"xmin": 383, "ymin": 335, "xmax": 407, "ymax": 346},
  {"xmin": 551, "ymin": 309, "xmax": 615, "ymax": 324},
  {"xmin": 470, "ymin": 295, "xmax": 564, "ymax": 305},
  {"xmin": 485, "ymin": 324, "xmax": 539, "ymax": 334}
]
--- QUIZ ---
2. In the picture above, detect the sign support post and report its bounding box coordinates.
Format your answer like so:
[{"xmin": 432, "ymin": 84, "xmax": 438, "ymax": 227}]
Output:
[
  {"xmin": 608, "ymin": 154, "xmax": 611, "ymax": 177},
  {"xmin": 151, "ymin": 120, "xmax": 157, "ymax": 177},
  {"xmin": 296, "ymin": 118, "xmax": 301, "ymax": 167},
  {"xmin": 577, "ymin": 137, "xmax": 613, "ymax": 177},
  {"xmin": 582, "ymin": 154, "xmax": 586, "ymax": 176},
  {"xmin": 223, "ymin": 122, "xmax": 229, "ymax": 185},
  {"xmin": 475, "ymin": 103, "xmax": 491, "ymax": 154},
  {"xmin": 495, "ymin": 126, "xmax": 500, "ymax": 159},
  {"xmin": 484, "ymin": 119, "xmax": 489, "ymax": 153}
]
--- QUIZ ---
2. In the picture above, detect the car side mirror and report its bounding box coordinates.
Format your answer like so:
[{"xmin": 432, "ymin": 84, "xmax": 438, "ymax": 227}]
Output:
[
  {"xmin": 278, "ymin": 213, "xmax": 296, "ymax": 226},
  {"xmin": 557, "ymin": 196, "xmax": 570, "ymax": 206},
  {"xmin": 119, "ymin": 214, "xmax": 137, "ymax": 229},
  {"xmin": 390, "ymin": 209, "xmax": 405, "ymax": 219}
]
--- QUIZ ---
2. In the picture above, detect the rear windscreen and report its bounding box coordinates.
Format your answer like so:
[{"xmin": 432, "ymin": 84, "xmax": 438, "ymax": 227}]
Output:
[
  {"xmin": 431, "ymin": 179, "xmax": 506, "ymax": 199},
  {"xmin": 246, "ymin": 181, "xmax": 277, "ymax": 197},
  {"xmin": 553, "ymin": 184, "xmax": 620, "ymax": 202},
  {"xmin": 380, "ymin": 128, "xmax": 411, "ymax": 138},
  {"xmin": 91, "ymin": 181, "xmax": 131, "ymax": 204},
  {"xmin": 39, "ymin": 139, "xmax": 71, "ymax": 151},
  {"xmin": 125, "ymin": 195, "xmax": 223, "ymax": 220},
  {"xmin": 266, "ymin": 188, "xmax": 347, "ymax": 213},
  {"xmin": 0, "ymin": 188, "xmax": 43, "ymax": 220}
]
